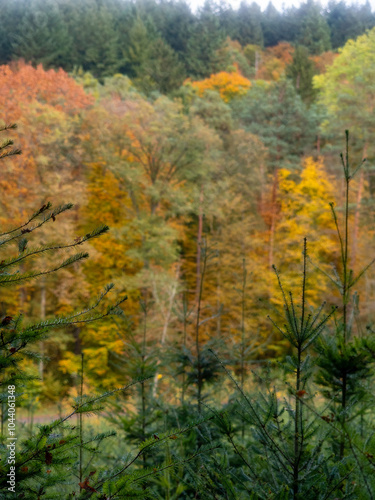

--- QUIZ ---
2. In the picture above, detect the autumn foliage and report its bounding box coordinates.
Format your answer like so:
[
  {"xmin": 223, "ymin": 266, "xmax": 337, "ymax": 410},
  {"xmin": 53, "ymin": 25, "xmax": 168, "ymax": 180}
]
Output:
[
  {"xmin": 189, "ymin": 70, "xmax": 251, "ymax": 102},
  {"xmin": 0, "ymin": 61, "xmax": 93, "ymax": 226},
  {"xmin": 1, "ymin": 6, "xmax": 375, "ymax": 495},
  {"xmin": 0, "ymin": 60, "xmax": 93, "ymax": 121}
]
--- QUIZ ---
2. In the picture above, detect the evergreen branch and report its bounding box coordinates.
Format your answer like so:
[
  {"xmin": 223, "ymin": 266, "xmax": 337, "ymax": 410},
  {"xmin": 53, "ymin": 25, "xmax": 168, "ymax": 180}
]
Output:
[
  {"xmin": 0, "ymin": 135, "xmax": 22, "ymax": 159},
  {"xmin": 106, "ymin": 446, "xmax": 220, "ymax": 499},
  {"xmin": 0, "ymin": 147, "xmax": 22, "ymax": 160},
  {"xmin": 0, "ymin": 123, "xmax": 17, "ymax": 132},
  {"xmin": 305, "ymin": 301, "xmax": 327, "ymax": 334},
  {"xmin": 302, "ymin": 306, "xmax": 336, "ymax": 352},
  {"xmin": 350, "ymin": 158, "xmax": 366, "ymax": 181},
  {"xmin": 198, "ymin": 309, "xmax": 222, "ymax": 327},
  {"xmin": 307, "ymin": 256, "xmax": 342, "ymax": 290},
  {"xmin": 0, "ymin": 202, "xmax": 52, "ymax": 238},
  {"xmin": 300, "ymin": 237, "xmax": 307, "ymax": 333},
  {"xmin": 267, "ymin": 316, "xmax": 297, "ymax": 347},
  {"xmin": 272, "ymin": 265, "xmax": 292, "ymax": 321},
  {"xmin": 0, "ymin": 294, "xmax": 126, "ymax": 350},
  {"xmin": 0, "ymin": 138, "xmax": 13, "ymax": 151},
  {"xmin": 329, "ymin": 202, "xmax": 345, "ymax": 271},
  {"xmin": 0, "ymin": 203, "xmax": 73, "ymax": 244},
  {"xmin": 98, "ymin": 418, "xmax": 214, "ymax": 490},
  {"xmin": 16, "ymin": 293, "xmax": 127, "ymax": 341},
  {"xmin": 349, "ymin": 257, "xmax": 375, "ymax": 289},
  {"xmin": 322, "ymin": 468, "xmax": 355, "ymax": 500},
  {"xmin": 0, "ymin": 225, "xmax": 109, "ymax": 270},
  {"xmin": 202, "ymin": 402, "xmax": 259, "ymax": 481},
  {"xmin": 300, "ymin": 399, "xmax": 375, "ymax": 472},
  {"xmin": 0, "ymin": 252, "xmax": 89, "ymax": 286},
  {"xmin": 347, "ymin": 438, "xmax": 374, "ymax": 500},
  {"xmin": 209, "ymin": 349, "xmax": 294, "ymax": 471},
  {"xmin": 65, "ymin": 283, "xmax": 116, "ymax": 322},
  {"xmin": 55, "ymin": 381, "xmax": 142, "ymax": 429},
  {"xmin": 0, "ymin": 124, "xmax": 21, "ymax": 161},
  {"xmin": 288, "ymin": 292, "xmax": 300, "ymax": 341}
]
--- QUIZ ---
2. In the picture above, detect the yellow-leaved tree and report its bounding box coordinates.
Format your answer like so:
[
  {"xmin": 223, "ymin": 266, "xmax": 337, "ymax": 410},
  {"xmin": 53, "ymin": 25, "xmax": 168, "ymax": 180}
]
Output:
[{"xmin": 272, "ymin": 157, "xmax": 338, "ymax": 306}]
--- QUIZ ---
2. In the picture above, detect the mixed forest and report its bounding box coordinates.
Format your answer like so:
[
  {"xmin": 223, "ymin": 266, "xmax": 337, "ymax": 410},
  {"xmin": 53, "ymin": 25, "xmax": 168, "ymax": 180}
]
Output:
[{"xmin": 2, "ymin": 0, "xmax": 375, "ymax": 498}]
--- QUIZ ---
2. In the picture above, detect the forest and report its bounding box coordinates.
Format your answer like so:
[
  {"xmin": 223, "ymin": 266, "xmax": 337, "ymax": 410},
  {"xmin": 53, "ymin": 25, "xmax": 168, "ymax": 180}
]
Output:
[{"xmin": 1, "ymin": 0, "xmax": 375, "ymax": 497}]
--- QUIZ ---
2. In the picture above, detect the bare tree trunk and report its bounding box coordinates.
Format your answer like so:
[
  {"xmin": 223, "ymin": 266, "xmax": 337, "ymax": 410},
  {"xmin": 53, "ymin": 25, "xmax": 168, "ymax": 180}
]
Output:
[
  {"xmin": 268, "ymin": 170, "xmax": 279, "ymax": 269},
  {"xmin": 255, "ymin": 51, "xmax": 261, "ymax": 76},
  {"xmin": 152, "ymin": 266, "xmax": 180, "ymax": 397},
  {"xmin": 196, "ymin": 187, "xmax": 204, "ymax": 302}
]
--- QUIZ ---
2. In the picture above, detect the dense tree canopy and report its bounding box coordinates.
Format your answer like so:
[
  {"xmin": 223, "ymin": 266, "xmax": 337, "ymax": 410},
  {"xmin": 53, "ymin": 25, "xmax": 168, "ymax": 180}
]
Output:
[{"xmin": 0, "ymin": 0, "xmax": 374, "ymax": 82}]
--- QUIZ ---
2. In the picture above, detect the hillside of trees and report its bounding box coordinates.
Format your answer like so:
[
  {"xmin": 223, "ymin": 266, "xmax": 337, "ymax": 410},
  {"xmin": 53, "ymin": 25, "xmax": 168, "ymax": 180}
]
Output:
[{"xmin": 1, "ymin": 1, "xmax": 375, "ymax": 497}]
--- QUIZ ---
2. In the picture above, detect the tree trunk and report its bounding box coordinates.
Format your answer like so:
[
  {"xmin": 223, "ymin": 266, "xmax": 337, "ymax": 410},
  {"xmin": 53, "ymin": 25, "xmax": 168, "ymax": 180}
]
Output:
[
  {"xmin": 152, "ymin": 267, "xmax": 180, "ymax": 397},
  {"xmin": 196, "ymin": 187, "xmax": 204, "ymax": 302},
  {"xmin": 268, "ymin": 170, "xmax": 279, "ymax": 269}
]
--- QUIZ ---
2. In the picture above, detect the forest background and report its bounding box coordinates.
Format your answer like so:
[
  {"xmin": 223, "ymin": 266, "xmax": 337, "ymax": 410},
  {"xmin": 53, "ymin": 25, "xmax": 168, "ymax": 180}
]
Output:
[
  {"xmin": 1, "ymin": 0, "xmax": 374, "ymax": 391},
  {"xmin": 2, "ymin": 0, "xmax": 375, "ymax": 497},
  {"xmin": 1, "ymin": 0, "xmax": 375, "ymax": 480}
]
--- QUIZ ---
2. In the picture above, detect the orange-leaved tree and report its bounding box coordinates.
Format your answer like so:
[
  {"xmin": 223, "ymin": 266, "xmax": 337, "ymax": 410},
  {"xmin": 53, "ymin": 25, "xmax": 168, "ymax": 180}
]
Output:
[{"xmin": 188, "ymin": 70, "xmax": 251, "ymax": 102}]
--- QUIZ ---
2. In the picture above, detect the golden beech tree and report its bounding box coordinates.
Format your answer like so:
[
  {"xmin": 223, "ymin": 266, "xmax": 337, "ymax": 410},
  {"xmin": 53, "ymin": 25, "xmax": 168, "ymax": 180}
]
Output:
[
  {"xmin": 272, "ymin": 157, "xmax": 337, "ymax": 305},
  {"xmin": 188, "ymin": 70, "xmax": 251, "ymax": 102}
]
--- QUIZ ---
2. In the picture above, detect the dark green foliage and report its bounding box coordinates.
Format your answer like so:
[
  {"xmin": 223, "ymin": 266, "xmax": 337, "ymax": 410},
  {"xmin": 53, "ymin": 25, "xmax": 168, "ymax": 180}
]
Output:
[
  {"xmin": 147, "ymin": 0, "xmax": 195, "ymax": 57},
  {"xmin": 67, "ymin": 0, "xmax": 119, "ymax": 78},
  {"xmin": 316, "ymin": 334, "xmax": 372, "ymax": 405},
  {"xmin": 185, "ymin": 2, "xmax": 226, "ymax": 79},
  {"xmin": 118, "ymin": 15, "xmax": 157, "ymax": 78},
  {"xmin": 326, "ymin": 0, "xmax": 375, "ymax": 49},
  {"xmin": 0, "ymin": 0, "xmax": 374, "ymax": 91},
  {"xmin": 262, "ymin": 2, "xmax": 284, "ymax": 47},
  {"xmin": 106, "ymin": 302, "xmax": 159, "ymax": 459},
  {"xmin": 11, "ymin": 0, "xmax": 72, "ymax": 70},
  {"xmin": 312, "ymin": 133, "xmax": 375, "ymax": 469},
  {"xmin": 0, "ymin": 0, "xmax": 27, "ymax": 65},
  {"xmin": 135, "ymin": 38, "xmax": 186, "ymax": 94},
  {"xmin": 295, "ymin": 0, "xmax": 331, "ymax": 54},
  {"xmin": 231, "ymin": 79, "xmax": 320, "ymax": 171},
  {"xmin": 3, "ymin": 32, "xmax": 375, "ymax": 493},
  {"xmin": 286, "ymin": 45, "xmax": 317, "ymax": 103},
  {"xmin": 235, "ymin": 1, "xmax": 264, "ymax": 47}
]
